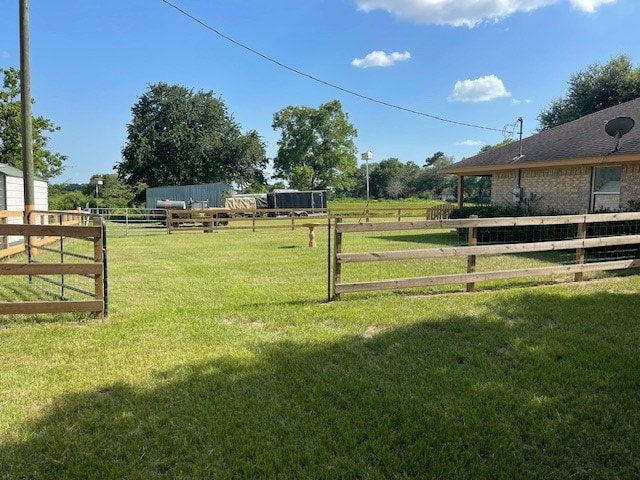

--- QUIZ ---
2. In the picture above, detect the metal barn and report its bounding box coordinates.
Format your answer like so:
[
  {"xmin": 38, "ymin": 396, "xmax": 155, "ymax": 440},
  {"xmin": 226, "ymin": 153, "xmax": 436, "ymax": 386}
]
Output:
[{"xmin": 145, "ymin": 183, "xmax": 234, "ymax": 209}]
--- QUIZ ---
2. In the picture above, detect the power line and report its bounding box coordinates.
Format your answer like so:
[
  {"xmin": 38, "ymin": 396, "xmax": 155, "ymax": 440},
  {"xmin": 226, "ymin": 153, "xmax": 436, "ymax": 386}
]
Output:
[{"xmin": 160, "ymin": 0, "xmax": 505, "ymax": 133}]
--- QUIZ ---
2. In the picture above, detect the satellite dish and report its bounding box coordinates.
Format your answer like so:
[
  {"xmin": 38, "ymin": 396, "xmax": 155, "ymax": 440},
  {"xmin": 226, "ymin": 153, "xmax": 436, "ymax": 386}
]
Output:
[
  {"xmin": 605, "ymin": 116, "xmax": 635, "ymax": 152},
  {"xmin": 605, "ymin": 116, "xmax": 635, "ymax": 137}
]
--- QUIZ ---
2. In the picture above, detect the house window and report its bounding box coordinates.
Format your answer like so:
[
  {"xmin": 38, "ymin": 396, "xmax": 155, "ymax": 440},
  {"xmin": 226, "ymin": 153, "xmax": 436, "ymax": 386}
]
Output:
[{"xmin": 591, "ymin": 165, "xmax": 621, "ymax": 212}]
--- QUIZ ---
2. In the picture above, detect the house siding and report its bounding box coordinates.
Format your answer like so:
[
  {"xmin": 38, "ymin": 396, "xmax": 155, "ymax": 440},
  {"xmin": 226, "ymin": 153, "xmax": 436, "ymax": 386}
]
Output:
[
  {"xmin": 5, "ymin": 176, "xmax": 24, "ymax": 211},
  {"xmin": 1, "ymin": 173, "xmax": 49, "ymax": 248},
  {"xmin": 0, "ymin": 173, "xmax": 5, "ymax": 210}
]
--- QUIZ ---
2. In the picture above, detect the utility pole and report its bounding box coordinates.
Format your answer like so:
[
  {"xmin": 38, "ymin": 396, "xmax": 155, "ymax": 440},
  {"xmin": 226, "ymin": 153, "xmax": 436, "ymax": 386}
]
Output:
[{"xmin": 20, "ymin": 0, "xmax": 35, "ymax": 222}]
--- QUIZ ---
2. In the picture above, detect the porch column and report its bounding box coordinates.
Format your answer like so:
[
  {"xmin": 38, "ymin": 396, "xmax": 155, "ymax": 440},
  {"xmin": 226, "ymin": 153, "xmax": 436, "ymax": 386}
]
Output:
[{"xmin": 457, "ymin": 176, "xmax": 464, "ymax": 208}]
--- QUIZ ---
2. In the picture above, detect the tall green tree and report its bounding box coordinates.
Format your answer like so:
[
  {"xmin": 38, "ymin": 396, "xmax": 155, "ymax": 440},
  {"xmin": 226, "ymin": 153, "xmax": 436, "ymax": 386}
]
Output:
[
  {"xmin": 411, "ymin": 152, "xmax": 456, "ymax": 199},
  {"xmin": 48, "ymin": 188, "xmax": 92, "ymax": 211},
  {"xmin": 369, "ymin": 158, "xmax": 406, "ymax": 199},
  {"xmin": 538, "ymin": 55, "xmax": 640, "ymax": 130},
  {"xmin": 87, "ymin": 173, "xmax": 141, "ymax": 208},
  {"xmin": 117, "ymin": 82, "xmax": 268, "ymax": 189},
  {"xmin": 0, "ymin": 67, "xmax": 66, "ymax": 178},
  {"xmin": 272, "ymin": 100, "xmax": 357, "ymax": 191}
]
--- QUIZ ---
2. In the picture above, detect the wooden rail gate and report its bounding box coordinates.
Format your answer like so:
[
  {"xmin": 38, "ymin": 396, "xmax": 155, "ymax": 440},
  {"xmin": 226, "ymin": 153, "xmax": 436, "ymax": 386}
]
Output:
[{"xmin": 0, "ymin": 215, "xmax": 107, "ymax": 317}]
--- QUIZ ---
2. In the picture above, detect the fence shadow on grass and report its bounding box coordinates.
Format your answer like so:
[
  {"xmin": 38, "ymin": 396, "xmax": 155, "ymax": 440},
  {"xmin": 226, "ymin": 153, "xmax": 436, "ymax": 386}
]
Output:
[{"xmin": 2, "ymin": 289, "xmax": 640, "ymax": 478}]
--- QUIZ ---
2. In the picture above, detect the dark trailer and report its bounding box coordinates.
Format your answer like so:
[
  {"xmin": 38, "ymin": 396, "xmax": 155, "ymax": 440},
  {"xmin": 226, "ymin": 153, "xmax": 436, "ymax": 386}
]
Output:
[{"xmin": 267, "ymin": 190, "xmax": 327, "ymax": 216}]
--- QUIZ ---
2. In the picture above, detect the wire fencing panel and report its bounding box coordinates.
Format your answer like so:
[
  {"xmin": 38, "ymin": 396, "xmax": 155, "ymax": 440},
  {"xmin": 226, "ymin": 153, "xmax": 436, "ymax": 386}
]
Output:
[
  {"xmin": 332, "ymin": 212, "xmax": 640, "ymax": 299},
  {"xmin": 87, "ymin": 208, "xmax": 167, "ymax": 236}
]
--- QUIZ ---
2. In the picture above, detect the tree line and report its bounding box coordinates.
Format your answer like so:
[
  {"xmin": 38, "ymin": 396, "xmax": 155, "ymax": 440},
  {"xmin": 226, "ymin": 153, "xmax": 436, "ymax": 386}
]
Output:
[{"xmin": 1, "ymin": 55, "xmax": 639, "ymax": 208}]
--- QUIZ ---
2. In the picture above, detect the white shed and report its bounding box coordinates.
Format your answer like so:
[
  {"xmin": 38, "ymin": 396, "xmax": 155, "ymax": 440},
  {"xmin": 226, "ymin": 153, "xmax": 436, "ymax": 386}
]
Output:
[{"xmin": 0, "ymin": 163, "xmax": 48, "ymax": 247}]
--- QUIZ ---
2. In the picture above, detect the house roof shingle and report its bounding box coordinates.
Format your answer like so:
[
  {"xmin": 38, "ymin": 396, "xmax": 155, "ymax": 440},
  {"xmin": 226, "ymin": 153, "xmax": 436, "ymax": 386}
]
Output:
[{"xmin": 440, "ymin": 97, "xmax": 640, "ymax": 175}]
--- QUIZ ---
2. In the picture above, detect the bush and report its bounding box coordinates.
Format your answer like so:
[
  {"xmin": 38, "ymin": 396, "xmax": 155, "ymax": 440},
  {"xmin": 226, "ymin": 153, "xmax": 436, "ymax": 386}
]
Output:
[{"xmin": 449, "ymin": 205, "xmax": 528, "ymax": 220}]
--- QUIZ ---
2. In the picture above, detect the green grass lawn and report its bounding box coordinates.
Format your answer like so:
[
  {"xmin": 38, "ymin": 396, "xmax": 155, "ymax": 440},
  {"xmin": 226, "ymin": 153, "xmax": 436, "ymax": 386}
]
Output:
[
  {"xmin": 1, "ymin": 226, "xmax": 640, "ymax": 479},
  {"xmin": 328, "ymin": 197, "xmax": 447, "ymax": 216}
]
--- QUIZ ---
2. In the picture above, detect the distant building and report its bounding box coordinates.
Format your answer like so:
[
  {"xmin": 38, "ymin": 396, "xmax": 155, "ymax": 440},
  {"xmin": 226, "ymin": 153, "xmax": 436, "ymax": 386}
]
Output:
[
  {"xmin": 0, "ymin": 163, "xmax": 49, "ymax": 211},
  {"xmin": 145, "ymin": 183, "xmax": 234, "ymax": 209},
  {"xmin": 0, "ymin": 163, "xmax": 49, "ymax": 248}
]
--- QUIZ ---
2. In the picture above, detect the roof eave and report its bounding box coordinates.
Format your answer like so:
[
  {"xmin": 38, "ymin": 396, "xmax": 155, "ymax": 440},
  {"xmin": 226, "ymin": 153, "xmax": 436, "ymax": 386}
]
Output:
[{"xmin": 438, "ymin": 152, "xmax": 640, "ymax": 175}]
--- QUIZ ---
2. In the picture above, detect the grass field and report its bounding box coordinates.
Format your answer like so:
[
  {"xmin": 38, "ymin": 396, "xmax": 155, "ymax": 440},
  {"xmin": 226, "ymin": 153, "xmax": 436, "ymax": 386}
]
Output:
[
  {"xmin": 1, "ymin": 223, "xmax": 640, "ymax": 479},
  {"xmin": 329, "ymin": 197, "xmax": 447, "ymax": 216}
]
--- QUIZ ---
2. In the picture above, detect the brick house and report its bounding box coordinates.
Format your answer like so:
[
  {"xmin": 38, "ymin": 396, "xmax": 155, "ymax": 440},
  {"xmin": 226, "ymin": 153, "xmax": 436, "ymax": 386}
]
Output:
[{"xmin": 439, "ymin": 97, "xmax": 640, "ymax": 213}]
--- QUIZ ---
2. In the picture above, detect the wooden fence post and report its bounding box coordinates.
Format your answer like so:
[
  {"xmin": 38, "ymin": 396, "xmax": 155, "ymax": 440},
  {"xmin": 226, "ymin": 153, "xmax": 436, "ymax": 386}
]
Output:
[
  {"xmin": 332, "ymin": 217, "xmax": 343, "ymax": 300},
  {"xmin": 0, "ymin": 215, "xmax": 6, "ymax": 251},
  {"xmin": 93, "ymin": 217, "xmax": 105, "ymax": 319},
  {"xmin": 575, "ymin": 211, "xmax": 587, "ymax": 282},
  {"xmin": 467, "ymin": 215, "xmax": 478, "ymax": 292},
  {"xmin": 327, "ymin": 217, "xmax": 332, "ymax": 302}
]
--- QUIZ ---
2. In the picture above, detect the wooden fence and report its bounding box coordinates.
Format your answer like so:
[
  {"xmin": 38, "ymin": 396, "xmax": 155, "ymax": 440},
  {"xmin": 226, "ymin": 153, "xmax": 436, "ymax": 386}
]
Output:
[
  {"xmin": 335, "ymin": 203, "xmax": 457, "ymax": 221},
  {"xmin": 332, "ymin": 212, "xmax": 640, "ymax": 299},
  {"xmin": 165, "ymin": 204, "xmax": 456, "ymax": 233},
  {"xmin": 0, "ymin": 213, "xmax": 106, "ymax": 317},
  {"xmin": 0, "ymin": 210, "xmax": 26, "ymax": 258},
  {"xmin": 166, "ymin": 207, "xmax": 329, "ymax": 233},
  {"xmin": 1, "ymin": 209, "xmax": 86, "ymax": 259}
]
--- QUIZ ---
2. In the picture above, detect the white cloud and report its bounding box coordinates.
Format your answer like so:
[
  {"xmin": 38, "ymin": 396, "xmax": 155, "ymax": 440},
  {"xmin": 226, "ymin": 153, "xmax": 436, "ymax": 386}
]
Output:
[
  {"xmin": 456, "ymin": 140, "xmax": 485, "ymax": 147},
  {"xmin": 569, "ymin": 0, "xmax": 615, "ymax": 13},
  {"xmin": 512, "ymin": 98, "xmax": 534, "ymax": 105},
  {"xmin": 352, "ymin": 50, "xmax": 411, "ymax": 68},
  {"xmin": 450, "ymin": 74, "xmax": 511, "ymax": 102},
  {"xmin": 354, "ymin": 0, "xmax": 615, "ymax": 27}
]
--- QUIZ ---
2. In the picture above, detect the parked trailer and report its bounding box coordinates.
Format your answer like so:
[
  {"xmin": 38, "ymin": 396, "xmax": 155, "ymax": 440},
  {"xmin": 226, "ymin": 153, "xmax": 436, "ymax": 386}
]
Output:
[
  {"xmin": 153, "ymin": 200, "xmax": 229, "ymax": 226},
  {"xmin": 162, "ymin": 190, "xmax": 328, "ymax": 230},
  {"xmin": 267, "ymin": 190, "xmax": 327, "ymax": 216},
  {"xmin": 224, "ymin": 194, "xmax": 268, "ymax": 216},
  {"xmin": 223, "ymin": 191, "xmax": 327, "ymax": 217}
]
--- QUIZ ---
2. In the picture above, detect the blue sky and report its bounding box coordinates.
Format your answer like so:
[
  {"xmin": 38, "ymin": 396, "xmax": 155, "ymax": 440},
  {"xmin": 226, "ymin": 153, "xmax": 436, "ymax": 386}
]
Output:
[{"xmin": 0, "ymin": 0, "xmax": 638, "ymax": 184}]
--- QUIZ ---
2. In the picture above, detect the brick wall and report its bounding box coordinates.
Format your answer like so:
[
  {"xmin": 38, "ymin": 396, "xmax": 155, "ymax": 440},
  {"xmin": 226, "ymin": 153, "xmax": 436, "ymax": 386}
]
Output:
[
  {"xmin": 491, "ymin": 167, "xmax": 591, "ymax": 213},
  {"xmin": 491, "ymin": 171, "xmax": 518, "ymax": 207},
  {"xmin": 621, "ymin": 164, "xmax": 640, "ymax": 208},
  {"xmin": 486, "ymin": 163, "xmax": 640, "ymax": 213}
]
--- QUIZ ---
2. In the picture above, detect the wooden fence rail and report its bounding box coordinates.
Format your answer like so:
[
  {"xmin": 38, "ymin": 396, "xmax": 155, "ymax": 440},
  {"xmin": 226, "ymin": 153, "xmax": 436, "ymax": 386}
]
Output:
[
  {"xmin": 0, "ymin": 215, "xmax": 106, "ymax": 317},
  {"xmin": 165, "ymin": 204, "xmax": 456, "ymax": 233},
  {"xmin": 332, "ymin": 212, "xmax": 640, "ymax": 299},
  {"xmin": 0, "ymin": 210, "xmax": 25, "ymax": 258}
]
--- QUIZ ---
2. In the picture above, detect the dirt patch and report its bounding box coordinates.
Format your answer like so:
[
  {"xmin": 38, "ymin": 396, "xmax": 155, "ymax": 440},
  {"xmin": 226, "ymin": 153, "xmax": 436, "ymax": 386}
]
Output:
[{"xmin": 363, "ymin": 325, "xmax": 387, "ymax": 339}]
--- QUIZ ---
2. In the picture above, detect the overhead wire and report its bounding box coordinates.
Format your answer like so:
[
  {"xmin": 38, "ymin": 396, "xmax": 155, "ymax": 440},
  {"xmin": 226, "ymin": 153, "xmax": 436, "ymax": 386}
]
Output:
[{"xmin": 160, "ymin": 0, "xmax": 506, "ymax": 133}]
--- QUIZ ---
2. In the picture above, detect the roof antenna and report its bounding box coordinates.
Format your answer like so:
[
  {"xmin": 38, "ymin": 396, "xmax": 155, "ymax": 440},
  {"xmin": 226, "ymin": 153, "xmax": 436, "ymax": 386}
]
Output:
[
  {"xmin": 512, "ymin": 117, "xmax": 524, "ymax": 161},
  {"xmin": 605, "ymin": 116, "xmax": 635, "ymax": 153}
]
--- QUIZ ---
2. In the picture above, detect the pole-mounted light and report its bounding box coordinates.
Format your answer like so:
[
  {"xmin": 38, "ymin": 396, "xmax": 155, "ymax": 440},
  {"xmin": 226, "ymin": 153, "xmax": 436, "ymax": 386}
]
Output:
[{"xmin": 361, "ymin": 151, "xmax": 373, "ymax": 202}]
